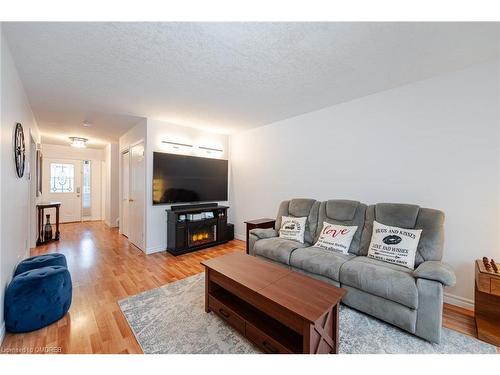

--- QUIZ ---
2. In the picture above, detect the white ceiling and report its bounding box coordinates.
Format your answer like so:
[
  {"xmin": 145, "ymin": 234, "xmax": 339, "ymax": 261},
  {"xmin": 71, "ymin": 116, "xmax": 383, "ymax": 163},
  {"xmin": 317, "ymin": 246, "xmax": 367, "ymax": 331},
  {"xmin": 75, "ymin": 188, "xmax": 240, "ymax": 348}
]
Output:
[{"xmin": 3, "ymin": 22, "xmax": 499, "ymax": 147}]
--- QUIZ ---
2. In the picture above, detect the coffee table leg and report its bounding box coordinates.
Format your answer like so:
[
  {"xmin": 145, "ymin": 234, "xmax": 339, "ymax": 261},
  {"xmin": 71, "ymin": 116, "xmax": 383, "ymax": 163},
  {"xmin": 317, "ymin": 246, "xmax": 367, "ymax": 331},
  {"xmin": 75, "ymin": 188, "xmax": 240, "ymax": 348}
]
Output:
[
  {"xmin": 332, "ymin": 303, "xmax": 339, "ymax": 354},
  {"xmin": 303, "ymin": 304, "xmax": 339, "ymax": 354},
  {"xmin": 204, "ymin": 269, "xmax": 211, "ymax": 313}
]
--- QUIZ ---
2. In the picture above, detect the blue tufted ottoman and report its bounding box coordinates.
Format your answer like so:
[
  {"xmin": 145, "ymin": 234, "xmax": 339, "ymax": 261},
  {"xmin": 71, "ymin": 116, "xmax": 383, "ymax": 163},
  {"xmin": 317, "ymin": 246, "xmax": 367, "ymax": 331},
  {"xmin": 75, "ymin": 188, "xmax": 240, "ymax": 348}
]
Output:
[
  {"xmin": 14, "ymin": 253, "xmax": 67, "ymax": 276},
  {"xmin": 5, "ymin": 266, "xmax": 72, "ymax": 333}
]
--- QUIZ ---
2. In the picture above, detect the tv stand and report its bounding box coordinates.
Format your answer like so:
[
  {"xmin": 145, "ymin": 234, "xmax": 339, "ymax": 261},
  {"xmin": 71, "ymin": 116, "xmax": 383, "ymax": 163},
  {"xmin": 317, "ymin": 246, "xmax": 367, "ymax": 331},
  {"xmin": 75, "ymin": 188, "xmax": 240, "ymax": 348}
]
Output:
[{"xmin": 166, "ymin": 204, "xmax": 229, "ymax": 255}]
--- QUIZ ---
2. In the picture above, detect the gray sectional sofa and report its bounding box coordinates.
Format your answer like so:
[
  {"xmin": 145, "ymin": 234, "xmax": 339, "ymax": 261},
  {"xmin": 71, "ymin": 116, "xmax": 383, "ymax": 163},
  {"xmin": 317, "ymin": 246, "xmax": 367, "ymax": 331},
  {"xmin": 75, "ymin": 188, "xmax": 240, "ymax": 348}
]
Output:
[{"xmin": 248, "ymin": 198, "xmax": 456, "ymax": 343}]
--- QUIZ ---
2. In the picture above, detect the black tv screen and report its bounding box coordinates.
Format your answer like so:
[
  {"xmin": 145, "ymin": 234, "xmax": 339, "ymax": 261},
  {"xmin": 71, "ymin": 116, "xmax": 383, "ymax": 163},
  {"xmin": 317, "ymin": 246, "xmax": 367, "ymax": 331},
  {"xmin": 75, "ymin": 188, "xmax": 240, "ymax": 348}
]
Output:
[{"xmin": 153, "ymin": 152, "xmax": 228, "ymax": 204}]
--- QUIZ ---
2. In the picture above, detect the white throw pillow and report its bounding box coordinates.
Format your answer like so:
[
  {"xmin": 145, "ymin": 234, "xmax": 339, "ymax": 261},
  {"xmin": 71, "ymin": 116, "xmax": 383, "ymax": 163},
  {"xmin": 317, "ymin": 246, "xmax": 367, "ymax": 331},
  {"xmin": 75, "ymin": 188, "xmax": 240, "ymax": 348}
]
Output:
[
  {"xmin": 279, "ymin": 216, "xmax": 307, "ymax": 243},
  {"xmin": 367, "ymin": 220, "xmax": 422, "ymax": 270},
  {"xmin": 313, "ymin": 222, "xmax": 358, "ymax": 254}
]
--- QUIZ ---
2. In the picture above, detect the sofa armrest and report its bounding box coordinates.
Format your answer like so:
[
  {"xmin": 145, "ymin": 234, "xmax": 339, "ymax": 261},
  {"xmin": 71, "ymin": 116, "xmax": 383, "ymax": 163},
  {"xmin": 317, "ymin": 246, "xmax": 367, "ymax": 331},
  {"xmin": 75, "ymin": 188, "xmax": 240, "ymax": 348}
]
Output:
[
  {"xmin": 249, "ymin": 228, "xmax": 278, "ymax": 239},
  {"xmin": 413, "ymin": 261, "xmax": 456, "ymax": 287}
]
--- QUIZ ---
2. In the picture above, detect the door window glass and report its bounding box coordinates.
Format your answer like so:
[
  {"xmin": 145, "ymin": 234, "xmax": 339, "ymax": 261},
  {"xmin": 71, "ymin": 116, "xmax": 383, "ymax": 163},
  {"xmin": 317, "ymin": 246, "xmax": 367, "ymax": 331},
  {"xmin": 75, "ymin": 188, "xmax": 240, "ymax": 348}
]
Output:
[
  {"xmin": 82, "ymin": 160, "xmax": 91, "ymax": 215},
  {"xmin": 50, "ymin": 163, "xmax": 74, "ymax": 193}
]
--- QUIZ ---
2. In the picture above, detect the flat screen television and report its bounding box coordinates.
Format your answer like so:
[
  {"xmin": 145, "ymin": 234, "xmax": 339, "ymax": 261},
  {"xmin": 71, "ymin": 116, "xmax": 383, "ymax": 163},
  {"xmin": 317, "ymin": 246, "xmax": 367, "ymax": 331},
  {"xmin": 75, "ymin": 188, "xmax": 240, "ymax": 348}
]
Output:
[{"xmin": 153, "ymin": 152, "xmax": 228, "ymax": 205}]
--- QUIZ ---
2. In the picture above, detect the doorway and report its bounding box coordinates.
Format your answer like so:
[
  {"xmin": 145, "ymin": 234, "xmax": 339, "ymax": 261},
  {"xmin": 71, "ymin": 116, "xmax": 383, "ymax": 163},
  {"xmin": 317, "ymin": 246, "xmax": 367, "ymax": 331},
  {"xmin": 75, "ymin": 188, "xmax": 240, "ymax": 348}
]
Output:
[
  {"xmin": 128, "ymin": 143, "xmax": 145, "ymax": 250},
  {"xmin": 121, "ymin": 150, "xmax": 130, "ymax": 238}
]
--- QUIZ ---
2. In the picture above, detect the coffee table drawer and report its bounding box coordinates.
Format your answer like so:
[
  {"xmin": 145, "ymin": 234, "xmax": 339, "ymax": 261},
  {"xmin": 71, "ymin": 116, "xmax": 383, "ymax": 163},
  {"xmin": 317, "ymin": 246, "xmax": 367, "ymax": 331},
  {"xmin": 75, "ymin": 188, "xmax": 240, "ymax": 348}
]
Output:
[
  {"xmin": 246, "ymin": 322, "xmax": 293, "ymax": 354},
  {"xmin": 209, "ymin": 295, "xmax": 245, "ymax": 333},
  {"xmin": 492, "ymin": 278, "xmax": 500, "ymax": 297}
]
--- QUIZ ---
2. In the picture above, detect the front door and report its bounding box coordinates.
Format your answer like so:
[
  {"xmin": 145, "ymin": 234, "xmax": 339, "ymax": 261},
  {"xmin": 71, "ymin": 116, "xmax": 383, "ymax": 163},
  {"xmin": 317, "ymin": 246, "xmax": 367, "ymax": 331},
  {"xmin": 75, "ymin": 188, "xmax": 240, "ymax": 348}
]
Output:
[{"xmin": 43, "ymin": 158, "xmax": 82, "ymax": 223}]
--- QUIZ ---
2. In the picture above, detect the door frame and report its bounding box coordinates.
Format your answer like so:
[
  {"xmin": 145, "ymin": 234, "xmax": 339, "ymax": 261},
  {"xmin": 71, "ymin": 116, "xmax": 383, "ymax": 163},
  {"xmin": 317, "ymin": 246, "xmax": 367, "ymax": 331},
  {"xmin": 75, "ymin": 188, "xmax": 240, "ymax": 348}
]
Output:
[
  {"xmin": 120, "ymin": 149, "xmax": 130, "ymax": 237},
  {"xmin": 28, "ymin": 131, "xmax": 38, "ymax": 249},
  {"xmin": 120, "ymin": 139, "xmax": 146, "ymax": 251}
]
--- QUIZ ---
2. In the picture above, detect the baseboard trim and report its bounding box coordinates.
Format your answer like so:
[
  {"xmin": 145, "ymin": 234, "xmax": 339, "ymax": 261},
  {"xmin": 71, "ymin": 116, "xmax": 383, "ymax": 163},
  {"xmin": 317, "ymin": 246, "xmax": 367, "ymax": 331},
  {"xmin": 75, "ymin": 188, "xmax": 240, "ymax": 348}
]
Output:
[
  {"xmin": 234, "ymin": 233, "xmax": 245, "ymax": 241},
  {"xmin": 145, "ymin": 246, "xmax": 165, "ymax": 255},
  {"xmin": 104, "ymin": 220, "xmax": 119, "ymax": 228},
  {"xmin": 0, "ymin": 321, "xmax": 5, "ymax": 346},
  {"xmin": 444, "ymin": 292, "xmax": 474, "ymax": 311}
]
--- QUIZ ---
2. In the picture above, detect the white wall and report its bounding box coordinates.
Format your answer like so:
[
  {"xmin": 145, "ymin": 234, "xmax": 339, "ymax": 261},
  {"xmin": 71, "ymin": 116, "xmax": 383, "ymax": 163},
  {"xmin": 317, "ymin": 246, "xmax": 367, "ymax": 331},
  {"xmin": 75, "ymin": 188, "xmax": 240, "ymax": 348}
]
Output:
[
  {"xmin": 41, "ymin": 143, "xmax": 105, "ymax": 221},
  {"xmin": 0, "ymin": 23, "xmax": 3, "ymax": 344},
  {"xmin": 104, "ymin": 142, "xmax": 119, "ymax": 227},
  {"xmin": 144, "ymin": 119, "xmax": 229, "ymax": 253},
  {"xmin": 119, "ymin": 119, "xmax": 229, "ymax": 253},
  {"xmin": 41, "ymin": 143, "xmax": 105, "ymax": 161},
  {"xmin": 229, "ymin": 59, "xmax": 500, "ymax": 308},
  {"xmin": 1, "ymin": 29, "xmax": 41, "ymax": 341}
]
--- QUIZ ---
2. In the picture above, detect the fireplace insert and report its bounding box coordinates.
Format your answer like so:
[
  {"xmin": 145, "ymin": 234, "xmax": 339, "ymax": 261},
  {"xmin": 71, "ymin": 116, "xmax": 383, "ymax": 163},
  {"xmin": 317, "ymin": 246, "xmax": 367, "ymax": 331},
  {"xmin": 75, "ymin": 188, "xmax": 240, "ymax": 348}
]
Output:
[{"xmin": 188, "ymin": 224, "xmax": 217, "ymax": 247}]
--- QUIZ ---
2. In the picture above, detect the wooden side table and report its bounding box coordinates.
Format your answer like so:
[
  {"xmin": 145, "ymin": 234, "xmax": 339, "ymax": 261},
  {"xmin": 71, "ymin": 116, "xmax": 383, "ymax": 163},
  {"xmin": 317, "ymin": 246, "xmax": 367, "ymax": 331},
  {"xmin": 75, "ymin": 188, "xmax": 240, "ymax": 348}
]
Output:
[
  {"xmin": 474, "ymin": 259, "xmax": 500, "ymax": 346},
  {"xmin": 244, "ymin": 218, "xmax": 276, "ymax": 254},
  {"xmin": 36, "ymin": 202, "xmax": 61, "ymax": 246}
]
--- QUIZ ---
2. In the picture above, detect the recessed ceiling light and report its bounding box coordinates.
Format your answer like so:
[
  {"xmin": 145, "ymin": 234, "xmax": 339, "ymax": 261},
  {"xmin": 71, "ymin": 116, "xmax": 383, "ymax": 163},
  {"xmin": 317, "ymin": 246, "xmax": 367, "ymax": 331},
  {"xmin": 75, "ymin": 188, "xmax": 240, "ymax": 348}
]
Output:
[
  {"xmin": 69, "ymin": 137, "xmax": 88, "ymax": 148},
  {"xmin": 83, "ymin": 122, "xmax": 92, "ymax": 127}
]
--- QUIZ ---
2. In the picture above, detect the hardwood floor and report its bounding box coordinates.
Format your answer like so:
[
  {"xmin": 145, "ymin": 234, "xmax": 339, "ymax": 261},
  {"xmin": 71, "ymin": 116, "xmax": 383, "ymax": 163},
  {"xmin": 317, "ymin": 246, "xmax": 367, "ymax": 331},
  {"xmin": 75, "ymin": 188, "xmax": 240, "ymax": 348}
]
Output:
[{"xmin": 0, "ymin": 221, "xmax": 496, "ymax": 353}]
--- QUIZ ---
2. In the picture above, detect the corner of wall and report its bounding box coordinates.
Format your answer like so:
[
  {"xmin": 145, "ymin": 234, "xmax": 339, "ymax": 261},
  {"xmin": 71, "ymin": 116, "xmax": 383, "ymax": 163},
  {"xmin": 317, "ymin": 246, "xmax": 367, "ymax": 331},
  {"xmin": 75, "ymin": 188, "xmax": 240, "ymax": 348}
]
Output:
[
  {"xmin": 0, "ymin": 321, "xmax": 5, "ymax": 346},
  {"xmin": 234, "ymin": 233, "xmax": 246, "ymax": 241}
]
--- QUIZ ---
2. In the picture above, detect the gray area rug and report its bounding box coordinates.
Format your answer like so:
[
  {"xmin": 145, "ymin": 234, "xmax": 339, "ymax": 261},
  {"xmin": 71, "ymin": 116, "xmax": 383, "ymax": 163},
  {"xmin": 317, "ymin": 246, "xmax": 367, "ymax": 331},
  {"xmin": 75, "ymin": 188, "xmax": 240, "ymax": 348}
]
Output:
[{"xmin": 119, "ymin": 273, "xmax": 496, "ymax": 354}]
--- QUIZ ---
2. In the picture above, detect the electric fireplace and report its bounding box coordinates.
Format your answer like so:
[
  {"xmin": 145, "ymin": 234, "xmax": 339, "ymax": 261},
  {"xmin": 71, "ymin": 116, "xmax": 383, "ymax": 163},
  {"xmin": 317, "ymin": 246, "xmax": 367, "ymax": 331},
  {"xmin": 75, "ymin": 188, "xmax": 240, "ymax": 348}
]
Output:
[
  {"xmin": 165, "ymin": 203, "xmax": 230, "ymax": 255},
  {"xmin": 188, "ymin": 224, "xmax": 217, "ymax": 247}
]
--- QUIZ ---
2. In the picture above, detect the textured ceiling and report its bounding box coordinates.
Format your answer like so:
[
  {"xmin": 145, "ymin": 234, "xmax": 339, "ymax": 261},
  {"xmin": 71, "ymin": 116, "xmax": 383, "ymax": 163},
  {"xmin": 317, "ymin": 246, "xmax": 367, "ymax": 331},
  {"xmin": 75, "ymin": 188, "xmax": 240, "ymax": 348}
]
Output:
[{"xmin": 3, "ymin": 22, "xmax": 499, "ymax": 146}]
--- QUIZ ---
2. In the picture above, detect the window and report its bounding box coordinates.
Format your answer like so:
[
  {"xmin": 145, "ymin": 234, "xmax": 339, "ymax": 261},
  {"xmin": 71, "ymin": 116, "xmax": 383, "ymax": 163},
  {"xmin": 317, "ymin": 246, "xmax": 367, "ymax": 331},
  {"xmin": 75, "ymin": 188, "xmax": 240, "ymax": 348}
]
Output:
[
  {"xmin": 50, "ymin": 163, "xmax": 74, "ymax": 193},
  {"xmin": 82, "ymin": 160, "xmax": 91, "ymax": 216}
]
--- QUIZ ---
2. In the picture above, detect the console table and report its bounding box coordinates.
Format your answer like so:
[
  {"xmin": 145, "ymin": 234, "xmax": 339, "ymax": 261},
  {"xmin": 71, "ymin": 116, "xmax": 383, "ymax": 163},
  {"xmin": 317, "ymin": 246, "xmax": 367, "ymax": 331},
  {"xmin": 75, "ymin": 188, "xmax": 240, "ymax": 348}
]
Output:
[
  {"xmin": 244, "ymin": 218, "xmax": 275, "ymax": 254},
  {"xmin": 36, "ymin": 201, "xmax": 61, "ymax": 246}
]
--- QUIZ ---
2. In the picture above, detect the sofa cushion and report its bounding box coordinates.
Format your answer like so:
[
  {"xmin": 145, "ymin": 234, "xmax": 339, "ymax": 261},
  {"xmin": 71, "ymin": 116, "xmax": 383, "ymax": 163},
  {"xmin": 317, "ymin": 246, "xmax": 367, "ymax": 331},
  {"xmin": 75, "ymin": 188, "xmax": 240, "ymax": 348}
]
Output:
[
  {"xmin": 249, "ymin": 228, "xmax": 278, "ymax": 239},
  {"xmin": 253, "ymin": 237, "xmax": 307, "ymax": 265},
  {"xmin": 314, "ymin": 222, "xmax": 358, "ymax": 254},
  {"xmin": 360, "ymin": 203, "xmax": 445, "ymax": 267},
  {"xmin": 278, "ymin": 216, "xmax": 307, "ymax": 243},
  {"xmin": 275, "ymin": 199, "xmax": 320, "ymax": 244},
  {"xmin": 340, "ymin": 256, "xmax": 418, "ymax": 309},
  {"xmin": 290, "ymin": 247, "xmax": 354, "ymax": 282},
  {"xmin": 367, "ymin": 220, "xmax": 422, "ymax": 270},
  {"xmin": 316, "ymin": 200, "xmax": 367, "ymax": 255}
]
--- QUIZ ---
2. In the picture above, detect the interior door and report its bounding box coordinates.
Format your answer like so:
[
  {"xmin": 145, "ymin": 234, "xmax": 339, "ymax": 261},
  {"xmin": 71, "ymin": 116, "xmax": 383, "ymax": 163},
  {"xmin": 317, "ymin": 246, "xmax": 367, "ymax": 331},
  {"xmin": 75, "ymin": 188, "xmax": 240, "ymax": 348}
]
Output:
[
  {"xmin": 121, "ymin": 151, "xmax": 130, "ymax": 237},
  {"xmin": 129, "ymin": 143, "xmax": 145, "ymax": 250},
  {"xmin": 43, "ymin": 158, "xmax": 82, "ymax": 223}
]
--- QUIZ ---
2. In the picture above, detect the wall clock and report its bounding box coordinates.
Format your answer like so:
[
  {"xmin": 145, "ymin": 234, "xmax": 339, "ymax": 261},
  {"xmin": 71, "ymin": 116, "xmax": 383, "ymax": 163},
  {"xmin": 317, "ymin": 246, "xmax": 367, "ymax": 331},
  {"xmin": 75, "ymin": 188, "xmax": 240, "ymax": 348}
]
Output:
[{"xmin": 14, "ymin": 123, "xmax": 26, "ymax": 178}]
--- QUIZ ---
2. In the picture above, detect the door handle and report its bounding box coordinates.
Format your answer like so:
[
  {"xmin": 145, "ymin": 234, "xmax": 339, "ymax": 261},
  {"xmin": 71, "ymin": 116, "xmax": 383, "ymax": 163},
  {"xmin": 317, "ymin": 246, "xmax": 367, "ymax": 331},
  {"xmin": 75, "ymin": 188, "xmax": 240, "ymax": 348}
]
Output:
[{"xmin": 129, "ymin": 199, "xmax": 134, "ymax": 202}]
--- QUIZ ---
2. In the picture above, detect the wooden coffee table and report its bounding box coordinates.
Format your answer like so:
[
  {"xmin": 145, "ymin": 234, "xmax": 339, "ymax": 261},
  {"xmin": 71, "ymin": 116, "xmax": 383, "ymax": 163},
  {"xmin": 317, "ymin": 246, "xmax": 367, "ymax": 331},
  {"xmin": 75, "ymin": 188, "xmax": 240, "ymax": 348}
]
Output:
[{"xmin": 201, "ymin": 252, "xmax": 346, "ymax": 354}]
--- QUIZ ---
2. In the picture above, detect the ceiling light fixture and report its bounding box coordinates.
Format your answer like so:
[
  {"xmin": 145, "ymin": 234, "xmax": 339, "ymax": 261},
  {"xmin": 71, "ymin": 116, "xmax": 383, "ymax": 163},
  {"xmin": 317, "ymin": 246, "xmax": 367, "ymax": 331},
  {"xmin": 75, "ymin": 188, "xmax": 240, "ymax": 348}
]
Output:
[
  {"xmin": 162, "ymin": 141, "xmax": 194, "ymax": 149},
  {"xmin": 198, "ymin": 146, "xmax": 223, "ymax": 153},
  {"xmin": 83, "ymin": 122, "xmax": 92, "ymax": 127},
  {"xmin": 69, "ymin": 137, "xmax": 88, "ymax": 148}
]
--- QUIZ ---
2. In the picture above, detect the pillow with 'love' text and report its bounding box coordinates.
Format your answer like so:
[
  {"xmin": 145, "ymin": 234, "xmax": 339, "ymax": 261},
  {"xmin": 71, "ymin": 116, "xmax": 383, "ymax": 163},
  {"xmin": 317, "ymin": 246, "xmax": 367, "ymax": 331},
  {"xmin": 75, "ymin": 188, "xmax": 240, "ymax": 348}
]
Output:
[
  {"xmin": 313, "ymin": 222, "xmax": 358, "ymax": 254},
  {"xmin": 367, "ymin": 220, "xmax": 422, "ymax": 270}
]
